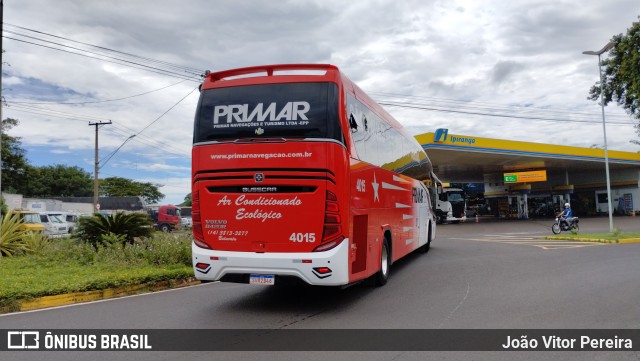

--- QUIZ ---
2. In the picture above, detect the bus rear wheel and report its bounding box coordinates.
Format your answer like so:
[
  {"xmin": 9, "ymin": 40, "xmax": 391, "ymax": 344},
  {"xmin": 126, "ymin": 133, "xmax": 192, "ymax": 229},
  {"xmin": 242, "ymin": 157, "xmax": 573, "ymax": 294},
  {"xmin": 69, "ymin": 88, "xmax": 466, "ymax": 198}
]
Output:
[{"xmin": 375, "ymin": 238, "xmax": 390, "ymax": 286}]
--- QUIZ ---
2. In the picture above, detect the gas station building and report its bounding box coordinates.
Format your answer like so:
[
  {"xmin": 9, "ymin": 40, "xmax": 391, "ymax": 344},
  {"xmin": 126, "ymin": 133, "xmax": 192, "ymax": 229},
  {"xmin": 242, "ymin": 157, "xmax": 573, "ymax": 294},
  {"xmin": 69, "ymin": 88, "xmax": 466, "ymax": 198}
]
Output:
[{"xmin": 415, "ymin": 129, "xmax": 640, "ymax": 219}]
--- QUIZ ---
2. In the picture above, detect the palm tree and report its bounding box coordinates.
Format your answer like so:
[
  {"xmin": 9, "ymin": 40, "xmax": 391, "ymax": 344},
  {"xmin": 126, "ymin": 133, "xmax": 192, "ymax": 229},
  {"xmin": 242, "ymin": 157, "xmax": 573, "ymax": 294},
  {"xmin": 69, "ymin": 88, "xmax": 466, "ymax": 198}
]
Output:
[{"xmin": 76, "ymin": 212, "xmax": 154, "ymax": 246}]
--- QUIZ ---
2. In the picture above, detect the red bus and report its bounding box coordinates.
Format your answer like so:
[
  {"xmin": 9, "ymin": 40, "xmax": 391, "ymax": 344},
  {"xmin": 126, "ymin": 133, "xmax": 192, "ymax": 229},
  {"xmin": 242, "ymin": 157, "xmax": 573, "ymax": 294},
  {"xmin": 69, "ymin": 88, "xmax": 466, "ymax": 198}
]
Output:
[{"xmin": 191, "ymin": 64, "xmax": 436, "ymax": 286}]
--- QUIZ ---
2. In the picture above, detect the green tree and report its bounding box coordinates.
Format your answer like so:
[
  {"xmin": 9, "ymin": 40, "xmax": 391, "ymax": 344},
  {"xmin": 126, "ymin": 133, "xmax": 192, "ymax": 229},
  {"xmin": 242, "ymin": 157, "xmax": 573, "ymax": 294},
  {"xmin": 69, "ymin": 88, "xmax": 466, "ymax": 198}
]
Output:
[
  {"xmin": 100, "ymin": 177, "xmax": 165, "ymax": 204},
  {"xmin": 182, "ymin": 193, "xmax": 192, "ymax": 206},
  {"xmin": 28, "ymin": 165, "xmax": 93, "ymax": 197},
  {"xmin": 587, "ymin": 18, "xmax": 640, "ymax": 142},
  {"xmin": 1, "ymin": 118, "xmax": 29, "ymax": 194}
]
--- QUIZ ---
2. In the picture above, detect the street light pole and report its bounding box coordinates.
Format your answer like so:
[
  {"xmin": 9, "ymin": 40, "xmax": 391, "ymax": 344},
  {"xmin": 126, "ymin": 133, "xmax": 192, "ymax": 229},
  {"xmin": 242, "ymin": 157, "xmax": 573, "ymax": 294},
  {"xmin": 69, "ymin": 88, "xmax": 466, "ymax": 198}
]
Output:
[
  {"xmin": 99, "ymin": 134, "xmax": 136, "ymax": 170},
  {"xmin": 583, "ymin": 42, "xmax": 614, "ymax": 233}
]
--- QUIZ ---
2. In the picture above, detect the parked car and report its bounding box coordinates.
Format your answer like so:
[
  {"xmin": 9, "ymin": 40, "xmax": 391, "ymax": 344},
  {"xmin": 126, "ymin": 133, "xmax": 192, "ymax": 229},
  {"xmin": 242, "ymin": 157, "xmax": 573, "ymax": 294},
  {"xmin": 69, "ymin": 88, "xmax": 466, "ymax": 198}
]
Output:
[
  {"xmin": 14, "ymin": 209, "xmax": 45, "ymax": 233},
  {"xmin": 39, "ymin": 213, "xmax": 69, "ymax": 238},
  {"xmin": 46, "ymin": 212, "xmax": 80, "ymax": 233},
  {"xmin": 181, "ymin": 216, "xmax": 193, "ymax": 228}
]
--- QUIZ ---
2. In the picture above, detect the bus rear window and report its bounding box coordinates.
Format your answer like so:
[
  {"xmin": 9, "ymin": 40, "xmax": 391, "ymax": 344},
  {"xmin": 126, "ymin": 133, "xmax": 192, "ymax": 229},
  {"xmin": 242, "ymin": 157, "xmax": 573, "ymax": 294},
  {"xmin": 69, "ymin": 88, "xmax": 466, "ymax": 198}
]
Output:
[{"xmin": 194, "ymin": 82, "xmax": 341, "ymax": 143}]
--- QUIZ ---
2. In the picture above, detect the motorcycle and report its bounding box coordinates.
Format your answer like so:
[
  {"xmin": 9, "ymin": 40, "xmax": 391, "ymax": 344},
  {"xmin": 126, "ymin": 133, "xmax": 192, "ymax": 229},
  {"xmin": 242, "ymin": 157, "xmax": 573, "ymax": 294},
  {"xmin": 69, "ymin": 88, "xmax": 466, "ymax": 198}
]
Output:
[{"xmin": 551, "ymin": 214, "xmax": 579, "ymax": 234}]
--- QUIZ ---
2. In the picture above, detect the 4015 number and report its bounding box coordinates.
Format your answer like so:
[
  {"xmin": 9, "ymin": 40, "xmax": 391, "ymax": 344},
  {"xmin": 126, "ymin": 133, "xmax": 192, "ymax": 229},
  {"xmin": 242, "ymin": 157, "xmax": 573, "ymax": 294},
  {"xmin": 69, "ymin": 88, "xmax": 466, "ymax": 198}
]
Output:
[{"xmin": 289, "ymin": 233, "xmax": 316, "ymax": 243}]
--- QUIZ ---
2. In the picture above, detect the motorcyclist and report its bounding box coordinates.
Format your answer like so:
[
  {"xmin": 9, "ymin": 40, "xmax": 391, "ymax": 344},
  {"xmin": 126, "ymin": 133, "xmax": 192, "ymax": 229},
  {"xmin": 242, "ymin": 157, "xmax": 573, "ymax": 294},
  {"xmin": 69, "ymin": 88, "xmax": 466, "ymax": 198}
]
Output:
[{"xmin": 560, "ymin": 202, "xmax": 574, "ymax": 229}]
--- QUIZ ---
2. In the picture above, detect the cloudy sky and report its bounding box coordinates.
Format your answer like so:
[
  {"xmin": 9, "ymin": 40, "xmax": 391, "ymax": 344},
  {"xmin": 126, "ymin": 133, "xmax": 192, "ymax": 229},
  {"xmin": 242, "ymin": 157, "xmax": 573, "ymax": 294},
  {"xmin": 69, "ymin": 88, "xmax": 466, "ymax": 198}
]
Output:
[{"xmin": 3, "ymin": 0, "xmax": 639, "ymax": 204}]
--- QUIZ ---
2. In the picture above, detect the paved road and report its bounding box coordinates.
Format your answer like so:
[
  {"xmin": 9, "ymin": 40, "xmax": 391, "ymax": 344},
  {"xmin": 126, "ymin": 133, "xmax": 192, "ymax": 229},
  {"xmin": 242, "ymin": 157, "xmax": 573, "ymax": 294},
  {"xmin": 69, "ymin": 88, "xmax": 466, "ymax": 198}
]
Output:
[{"xmin": 3, "ymin": 216, "xmax": 640, "ymax": 361}]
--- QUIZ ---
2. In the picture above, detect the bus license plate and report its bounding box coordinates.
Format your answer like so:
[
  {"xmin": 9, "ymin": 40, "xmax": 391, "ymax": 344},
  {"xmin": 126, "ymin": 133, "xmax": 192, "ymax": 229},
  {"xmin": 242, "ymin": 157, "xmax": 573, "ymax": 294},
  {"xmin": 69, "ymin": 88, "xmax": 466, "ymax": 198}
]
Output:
[{"xmin": 249, "ymin": 274, "xmax": 275, "ymax": 285}]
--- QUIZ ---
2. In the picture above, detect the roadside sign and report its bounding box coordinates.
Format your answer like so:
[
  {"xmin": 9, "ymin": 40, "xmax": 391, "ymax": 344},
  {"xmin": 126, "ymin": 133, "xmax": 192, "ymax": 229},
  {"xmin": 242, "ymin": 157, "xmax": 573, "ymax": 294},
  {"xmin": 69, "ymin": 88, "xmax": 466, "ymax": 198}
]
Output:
[{"xmin": 504, "ymin": 170, "xmax": 547, "ymax": 183}]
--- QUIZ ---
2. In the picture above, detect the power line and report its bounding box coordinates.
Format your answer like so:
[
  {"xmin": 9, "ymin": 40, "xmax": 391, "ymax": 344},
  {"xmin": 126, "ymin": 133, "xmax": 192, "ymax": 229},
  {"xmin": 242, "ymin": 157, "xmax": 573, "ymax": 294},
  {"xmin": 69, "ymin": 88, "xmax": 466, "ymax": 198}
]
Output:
[
  {"xmin": 378, "ymin": 101, "xmax": 637, "ymax": 126},
  {"xmin": 8, "ymin": 79, "xmax": 188, "ymax": 105},
  {"xmin": 4, "ymin": 22, "xmax": 203, "ymax": 74},
  {"xmin": 6, "ymin": 103, "xmax": 110, "ymax": 122},
  {"xmin": 4, "ymin": 36, "xmax": 200, "ymax": 82},
  {"xmin": 135, "ymin": 85, "xmax": 199, "ymax": 136},
  {"xmin": 5, "ymin": 102, "xmax": 190, "ymax": 157},
  {"xmin": 371, "ymin": 92, "xmax": 634, "ymax": 123},
  {"xmin": 4, "ymin": 29, "xmax": 202, "ymax": 78}
]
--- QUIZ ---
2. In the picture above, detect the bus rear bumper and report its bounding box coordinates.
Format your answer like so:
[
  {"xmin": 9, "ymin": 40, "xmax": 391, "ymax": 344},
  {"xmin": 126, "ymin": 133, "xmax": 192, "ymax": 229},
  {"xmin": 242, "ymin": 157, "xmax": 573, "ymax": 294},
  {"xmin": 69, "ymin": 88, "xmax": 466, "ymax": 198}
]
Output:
[{"xmin": 192, "ymin": 239, "xmax": 350, "ymax": 286}]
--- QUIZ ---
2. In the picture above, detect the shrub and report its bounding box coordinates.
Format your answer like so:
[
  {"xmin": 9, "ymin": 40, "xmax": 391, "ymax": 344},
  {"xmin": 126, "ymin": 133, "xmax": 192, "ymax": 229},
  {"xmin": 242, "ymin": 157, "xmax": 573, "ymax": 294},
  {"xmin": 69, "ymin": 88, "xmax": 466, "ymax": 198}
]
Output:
[
  {"xmin": 76, "ymin": 212, "xmax": 154, "ymax": 247},
  {"xmin": 0, "ymin": 211, "xmax": 32, "ymax": 257},
  {"xmin": 21, "ymin": 230, "xmax": 50, "ymax": 255},
  {"xmin": 89, "ymin": 233, "xmax": 191, "ymax": 266},
  {"xmin": 140, "ymin": 233, "xmax": 191, "ymax": 266}
]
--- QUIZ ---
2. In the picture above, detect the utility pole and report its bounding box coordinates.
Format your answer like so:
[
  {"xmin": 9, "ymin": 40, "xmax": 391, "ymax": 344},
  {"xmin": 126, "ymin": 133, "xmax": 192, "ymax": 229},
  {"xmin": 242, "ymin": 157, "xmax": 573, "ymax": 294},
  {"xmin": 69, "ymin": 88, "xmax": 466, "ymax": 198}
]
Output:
[{"xmin": 89, "ymin": 121, "xmax": 111, "ymax": 213}]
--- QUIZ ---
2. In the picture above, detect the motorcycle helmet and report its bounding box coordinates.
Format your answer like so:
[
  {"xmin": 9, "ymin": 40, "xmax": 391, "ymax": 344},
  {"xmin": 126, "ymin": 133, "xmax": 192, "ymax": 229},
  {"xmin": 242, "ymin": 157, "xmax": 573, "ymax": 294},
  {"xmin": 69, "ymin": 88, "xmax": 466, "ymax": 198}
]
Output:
[{"xmin": 564, "ymin": 203, "xmax": 570, "ymax": 208}]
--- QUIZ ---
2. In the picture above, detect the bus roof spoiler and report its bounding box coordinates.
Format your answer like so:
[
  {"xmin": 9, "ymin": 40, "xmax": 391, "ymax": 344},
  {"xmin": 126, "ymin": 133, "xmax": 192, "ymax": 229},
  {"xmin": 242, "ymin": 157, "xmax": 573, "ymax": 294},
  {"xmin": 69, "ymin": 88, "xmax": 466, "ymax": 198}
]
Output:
[{"xmin": 207, "ymin": 64, "xmax": 339, "ymax": 82}]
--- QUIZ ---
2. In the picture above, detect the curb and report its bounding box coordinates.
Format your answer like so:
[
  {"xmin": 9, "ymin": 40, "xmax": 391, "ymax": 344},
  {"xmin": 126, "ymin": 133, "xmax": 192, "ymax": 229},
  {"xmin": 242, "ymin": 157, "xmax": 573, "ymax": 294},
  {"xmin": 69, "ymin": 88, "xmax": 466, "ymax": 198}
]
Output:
[
  {"xmin": 1, "ymin": 278, "xmax": 201, "ymax": 314},
  {"xmin": 618, "ymin": 238, "xmax": 640, "ymax": 244}
]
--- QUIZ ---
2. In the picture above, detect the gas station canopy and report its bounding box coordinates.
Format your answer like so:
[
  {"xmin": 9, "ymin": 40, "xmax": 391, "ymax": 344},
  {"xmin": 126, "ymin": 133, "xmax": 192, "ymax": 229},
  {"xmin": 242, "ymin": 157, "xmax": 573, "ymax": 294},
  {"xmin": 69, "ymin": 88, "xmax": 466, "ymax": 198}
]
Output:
[{"xmin": 415, "ymin": 130, "xmax": 640, "ymax": 183}]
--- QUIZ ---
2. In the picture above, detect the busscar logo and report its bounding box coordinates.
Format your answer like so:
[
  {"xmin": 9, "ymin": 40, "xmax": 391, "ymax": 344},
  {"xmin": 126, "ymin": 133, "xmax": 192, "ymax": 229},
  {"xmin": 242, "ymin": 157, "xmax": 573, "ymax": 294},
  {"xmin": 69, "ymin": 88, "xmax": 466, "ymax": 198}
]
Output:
[
  {"xmin": 243, "ymin": 187, "xmax": 278, "ymax": 193},
  {"xmin": 8, "ymin": 331, "xmax": 40, "ymax": 349},
  {"xmin": 434, "ymin": 128, "xmax": 449, "ymax": 142},
  {"xmin": 254, "ymin": 173, "xmax": 264, "ymax": 183}
]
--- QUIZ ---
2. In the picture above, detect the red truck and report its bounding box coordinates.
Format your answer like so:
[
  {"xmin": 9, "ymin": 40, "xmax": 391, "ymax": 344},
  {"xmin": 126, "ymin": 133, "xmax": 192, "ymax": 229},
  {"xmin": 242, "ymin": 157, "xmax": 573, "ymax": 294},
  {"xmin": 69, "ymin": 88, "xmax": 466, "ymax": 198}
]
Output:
[{"xmin": 148, "ymin": 205, "xmax": 182, "ymax": 232}]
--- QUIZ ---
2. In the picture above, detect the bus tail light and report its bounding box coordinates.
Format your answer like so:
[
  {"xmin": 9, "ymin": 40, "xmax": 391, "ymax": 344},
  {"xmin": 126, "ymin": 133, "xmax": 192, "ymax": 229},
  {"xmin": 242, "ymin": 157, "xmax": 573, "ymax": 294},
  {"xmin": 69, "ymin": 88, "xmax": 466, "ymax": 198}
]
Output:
[
  {"xmin": 195, "ymin": 262, "xmax": 211, "ymax": 274},
  {"xmin": 324, "ymin": 213, "xmax": 341, "ymax": 224},
  {"xmin": 312, "ymin": 266, "xmax": 333, "ymax": 279},
  {"xmin": 313, "ymin": 239, "xmax": 341, "ymax": 252},
  {"xmin": 315, "ymin": 191, "xmax": 344, "ymax": 252},
  {"xmin": 192, "ymin": 190, "xmax": 209, "ymax": 248},
  {"xmin": 322, "ymin": 225, "xmax": 341, "ymax": 239},
  {"xmin": 193, "ymin": 237, "xmax": 211, "ymax": 249},
  {"xmin": 313, "ymin": 267, "xmax": 332, "ymax": 274},
  {"xmin": 325, "ymin": 201, "xmax": 339, "ymax": 213}
]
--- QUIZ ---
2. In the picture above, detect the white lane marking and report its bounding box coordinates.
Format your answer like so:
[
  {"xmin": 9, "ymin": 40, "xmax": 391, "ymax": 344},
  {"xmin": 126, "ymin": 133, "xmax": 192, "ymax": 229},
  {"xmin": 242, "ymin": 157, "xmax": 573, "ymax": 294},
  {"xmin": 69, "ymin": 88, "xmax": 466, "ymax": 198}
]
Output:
[{"xmin": 438, "ymin": 281, "xmax": 470, "ymax": 329}]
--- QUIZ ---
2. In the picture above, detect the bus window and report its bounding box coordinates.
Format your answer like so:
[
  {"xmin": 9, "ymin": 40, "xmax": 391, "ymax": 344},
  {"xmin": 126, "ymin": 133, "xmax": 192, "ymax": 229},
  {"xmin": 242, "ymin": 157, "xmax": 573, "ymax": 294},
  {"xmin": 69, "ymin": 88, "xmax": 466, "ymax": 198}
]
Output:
[{"xmin": 194, "ymin": 82, "xmax": 342, "ymax": 144}]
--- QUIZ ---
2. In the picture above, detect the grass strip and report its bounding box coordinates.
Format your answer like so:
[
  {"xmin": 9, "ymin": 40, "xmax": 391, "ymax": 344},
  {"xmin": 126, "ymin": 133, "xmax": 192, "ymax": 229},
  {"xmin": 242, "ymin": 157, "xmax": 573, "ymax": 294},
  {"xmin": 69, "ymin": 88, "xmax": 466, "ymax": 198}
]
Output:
[
  {"xmin": 0, "ymin": 256, "xmax": 192, "ymax": 309},
  {"xmin": 546, "ymin": 231, "xmax": 640, "ymax": 243}
]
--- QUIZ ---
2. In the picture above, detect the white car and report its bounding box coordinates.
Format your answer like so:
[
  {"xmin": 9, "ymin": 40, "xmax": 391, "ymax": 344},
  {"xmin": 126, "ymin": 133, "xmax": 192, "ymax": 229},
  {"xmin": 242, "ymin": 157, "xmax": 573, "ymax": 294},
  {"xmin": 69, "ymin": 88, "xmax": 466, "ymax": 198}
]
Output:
[
  {"xmin": 47, "ymin": 212, "xmax": 80, "ymax": 233},
  {"xmin": 39, "ymin": 213, "xmax": 69, "ymax": 238},
  {"xmin": 180, "ymin": 217, "xmax": 193, "ymax": 228}
]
